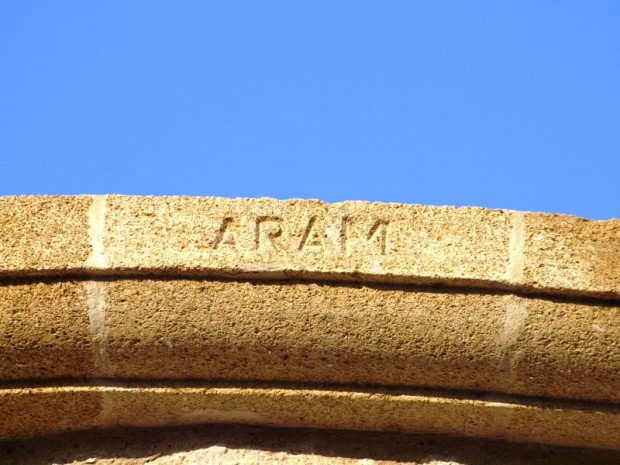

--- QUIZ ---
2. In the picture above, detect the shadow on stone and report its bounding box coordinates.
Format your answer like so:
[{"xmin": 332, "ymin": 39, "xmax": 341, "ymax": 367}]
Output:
[{"xmin": 1, "ymin": 424, "xmax": 619, "ymax": 465}]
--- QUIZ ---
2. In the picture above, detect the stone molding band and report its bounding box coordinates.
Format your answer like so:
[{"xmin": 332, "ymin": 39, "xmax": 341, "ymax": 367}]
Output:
[
  {"xmin": 1, "ymin": 382, "xmax": 619, "ymax": 449},
  {"xmin": 2, "ymin": 279, "xmax": 618, "ymax": 404},
  {"xmin": 0, "ymin": 196, "xmax": 618, "ymax": 299}
]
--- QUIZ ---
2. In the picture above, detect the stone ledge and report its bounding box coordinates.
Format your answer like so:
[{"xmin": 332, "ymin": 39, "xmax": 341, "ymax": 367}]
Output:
[
  {"xmin": 1, "ymin": 383, "xmax": 619, "ymax": 449},
  {"xmin": 0, "ymin": 196, "xmax": 618, "ymax": 299},
  {"xmin": 1, "ymin": 279, "xmax": 618, "ymax": 403}
]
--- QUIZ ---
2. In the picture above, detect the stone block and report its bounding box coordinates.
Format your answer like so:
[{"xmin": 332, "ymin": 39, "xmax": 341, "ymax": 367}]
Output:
[
  {"xmin": 0, "ymin": 196, "xmax": 91, "ymax": 276},
  {"xmin": 0, "ymin": 196, "xmax": 618, "ymax": 451},
  {"xmin": 1, "ymin": 196, "xmax": 618, "ymax": 298}
]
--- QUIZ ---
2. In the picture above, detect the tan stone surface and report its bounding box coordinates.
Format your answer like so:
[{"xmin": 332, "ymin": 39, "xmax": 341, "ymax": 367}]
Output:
[
  {"xmin": 0, "ymin": 196, "xmax": 618, "ymax": 451},
  {"xmin": 0, "ymin": 196, "xmax": 91, "ymax": 276},
  {"xmin": 101, "ymin": 196, "xmax": 513, "ymax": 291},
  {"xmin": 0, "ymin": 281, "xmax": 94, "ymax": 380},
  {"xmin": 0, "ymin": 386, "xmax": 102, "ymax": 439},
  {"xmin": 103, "ymin": 280, "xmax": 619, "ymax": 403},
  {"xmin": 1, "ymin": 280, "xmax": 618, "ymax": 403},
  {"xmin": 3, "ymin": 424, "xmax": 620, "ymax": 465},
  {"xmin": 0, "ymin": 384, "xmax": 618, "ymax": 449},
  {"xmin": 0, "ymin": 196, "xmax": 618, "ymax": 298},
  {"xmin": 523, "ymin": 212, "xmax": 620, "ymax": 299}
]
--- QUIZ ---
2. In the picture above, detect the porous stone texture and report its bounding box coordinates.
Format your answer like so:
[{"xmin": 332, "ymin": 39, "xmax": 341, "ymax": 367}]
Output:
[
  {"xmin": 0, "ymin": 195, "xmax": 618, "ymax": 298},
  {"xmin": 0, "ymin": 196, "xmax": 618, "ymax": 458},
  {"xmin": 2, "ymin": 383, "xmax": 618, "ymax": 448},
  {"xmin": 0, "ymin": 281, "xmax": 95, "ymax": 379},
  {"xmin": 0, "ymin": 196, "xmax": 91, "ymax": 275},
  {"xmin": 1, "ymin": 280, "xmax": 618, "ymax": 403},
  {"xmin": 523, "ymin": 213, "xmax": 620, "ymax": 297}
]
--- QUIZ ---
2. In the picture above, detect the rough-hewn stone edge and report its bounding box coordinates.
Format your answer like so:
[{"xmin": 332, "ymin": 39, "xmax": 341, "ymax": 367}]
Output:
[
  {"xmin": 1, "ymin": 383, "xmax": 618, "ymax": 449},
  {"xmin": 4, "ymin": 424, "xmax": 620, "ymax": 465},
  {"xmin": 0, "ymin": 195, "xmax": 618, "ymax": 301}
]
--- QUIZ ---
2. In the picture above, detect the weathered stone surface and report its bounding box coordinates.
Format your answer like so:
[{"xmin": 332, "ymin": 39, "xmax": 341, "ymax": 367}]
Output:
[
  {"xmin": 0, "ymin": 384, "xmax": 618, "ymax": 449},
  {"xmin": 1, "ymin": 280, "xmax": 618, "ymax": 403},
  {"xmin": 3, "ymin": 424, "xmax": 619, "ymax": 465},
  {"xmin": 0, "ymin": 386, "xmax": 102, "ymax": 440},
  {"xmin": 0, "ymin": 196, "xmax": 618, "ymax": 298},
  {"xmin": 0, "ymin": 281, "xmax": 94, "ymax": 379},
  {"xmin": 0, "ymin": 196, "xmax": 91, "ymax": 276},
  {"xmin": 523, "ymin": 213, "xmax": 620, "ymax": 298},
  {"xmin": 103, "ymin": 280, "xmax": 620, "ymax": 403},
  {"xmin": 101, "ymin": 196, "xmax": 514, "ymax": 291},
  {"xmin": 0, "ymin": 196, "xmax": 618, "ymax": 451}
]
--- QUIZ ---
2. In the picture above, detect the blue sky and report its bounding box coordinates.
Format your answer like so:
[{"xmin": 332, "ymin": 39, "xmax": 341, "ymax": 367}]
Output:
[{"xmin": 1, "ymin": 3, "xmax": 618, "ymax": 219}]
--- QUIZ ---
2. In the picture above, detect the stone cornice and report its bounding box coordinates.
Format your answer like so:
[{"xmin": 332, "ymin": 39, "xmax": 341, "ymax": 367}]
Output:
[{"xmin": 0, "ymin": 196, "xmax": 618, "ymax": 450}]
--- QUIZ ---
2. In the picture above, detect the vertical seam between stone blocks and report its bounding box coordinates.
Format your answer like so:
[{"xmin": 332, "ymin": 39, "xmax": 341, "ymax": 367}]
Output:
[
  {"xmin": 84, "ymin": 196, "xmax": 112, "ymax": 421},
  {"xmin": 497, "ymin": 294, "xmax": 529, "ymax": 390},
  {"xmin": 505, "ymin": 211, "xmax": 525, "ymax": 284},
  {"xmin": 93, "ymin": 386, "xmax": 116, "ymax": 427},
  {"xmin": 85, "ymin": 281, "xmax": 111, "ymax": 375}
]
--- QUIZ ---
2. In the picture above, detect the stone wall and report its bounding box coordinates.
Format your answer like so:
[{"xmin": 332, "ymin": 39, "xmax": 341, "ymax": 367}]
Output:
[{"xmin": 0, "ymin": 196, "xmax": 618, "ymax": 461}]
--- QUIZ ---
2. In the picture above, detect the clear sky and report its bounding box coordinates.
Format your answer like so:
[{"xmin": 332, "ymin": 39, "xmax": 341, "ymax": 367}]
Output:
[{"xmin": 1, "ymin": 3, "xmax": 618, "ymax": 219}]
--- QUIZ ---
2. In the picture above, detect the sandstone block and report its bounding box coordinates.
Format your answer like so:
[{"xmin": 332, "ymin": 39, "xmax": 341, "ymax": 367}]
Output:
[
  {"xmin": 1, "ymin": 280, "xmax": 618, "ymax": 403},
  {"xmin": 523, "ymin": 212, "xmax": 620, "ymax": 298},
  {"xmin": 0, "ymin": 386, "xmax": 101, "ymax": 439},
  {"xmin": 0, "ymin": 281, "xmax": 94, "ymax": 379},
  {"xmin": 0, "ymin": 196, "xmax": 618, "ymax": 298},
  {"xmin": 0, "ymin": 196, "xmax": 91, "ymax": 276},
  {"xmin": 0, "ymin": 384, "xmax": 618, "ymax": 449},
  {"xmin": 0, "ymin": 196, "xmax": 618, "ymax": 450}
]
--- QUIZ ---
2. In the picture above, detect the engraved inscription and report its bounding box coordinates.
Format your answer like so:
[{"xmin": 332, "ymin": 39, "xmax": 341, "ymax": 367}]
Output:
[
  {"xmin": 207, "ymin": 214, "xmax": 389, "ymax": 256},
  {"xmin": 212, "ymin": 217, "xmax": 237, "ymax": 249},
  {"xmin": 340, "ymin": 216, "xmax": 350, "ymax": 254},
  {"xmin": 255, "ymin": 216, "xmax": 283, "ymax": 250},
  {"xmin": 298, "ymin": 216, "xmax": 324, "ymax": 251},
  {"xmin": 367, "ymin": 220, "xmax": 388, "ymax": 255}
]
